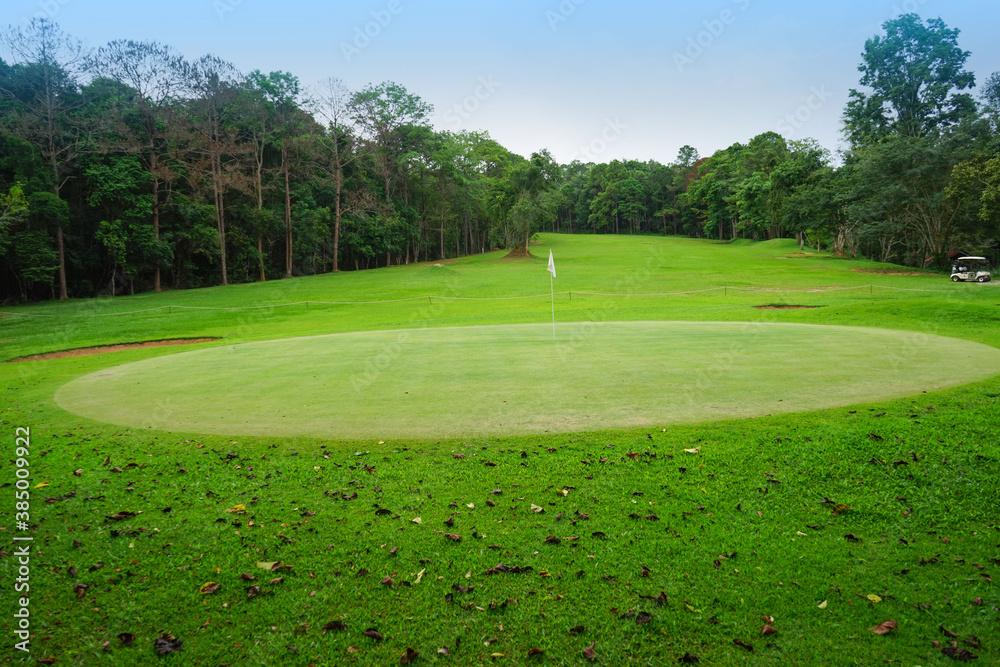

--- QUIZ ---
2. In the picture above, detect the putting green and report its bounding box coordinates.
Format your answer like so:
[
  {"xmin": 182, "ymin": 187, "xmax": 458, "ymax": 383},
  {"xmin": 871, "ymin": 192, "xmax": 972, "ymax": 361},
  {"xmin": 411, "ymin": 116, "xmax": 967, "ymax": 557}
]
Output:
[{"xmin": 55, "ymin": 322, "xmax": 1000, "ymax": 440}]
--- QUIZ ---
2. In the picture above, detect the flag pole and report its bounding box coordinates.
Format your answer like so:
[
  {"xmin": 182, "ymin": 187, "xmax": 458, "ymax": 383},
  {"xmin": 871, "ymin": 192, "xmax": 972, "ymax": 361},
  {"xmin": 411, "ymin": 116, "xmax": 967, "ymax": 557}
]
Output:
[
  {"xmin": 550, "ymin": 271, "xmax": 555, "ymax": 340},
  {"xmin": 547, "ymin": 249, "xmax": 556, "ymax": 340}
]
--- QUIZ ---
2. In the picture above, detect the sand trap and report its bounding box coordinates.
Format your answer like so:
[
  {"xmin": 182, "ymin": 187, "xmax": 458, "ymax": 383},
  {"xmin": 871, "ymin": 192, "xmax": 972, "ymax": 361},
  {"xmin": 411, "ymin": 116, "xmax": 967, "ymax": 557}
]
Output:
[{"xmin": 9, "ymin": 338, "xmax": 219, "ymax": 362}]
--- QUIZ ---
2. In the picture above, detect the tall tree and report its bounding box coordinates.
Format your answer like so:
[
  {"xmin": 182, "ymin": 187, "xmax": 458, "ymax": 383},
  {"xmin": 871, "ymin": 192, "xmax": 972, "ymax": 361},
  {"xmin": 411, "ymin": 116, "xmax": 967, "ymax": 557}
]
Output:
[
  {"xmin": 187, "ymin": 55, "xmax": 245, "ymax": 286},
  {"xmin": 348, "ymin": 81, "xmax": 432, "ymax": 202},
  {"xmin": 312, "ymin": 76, "xmax": 365, "ymax": 272},
  {"xmin": 847, "ymin": 131, "xmax": 979, "ymax": 265},
  {"xmin": 88, "ymin": 39, "xmax": 189, "ymax": 292},
  {"xmin": 844, "ymin": 14, "xmax": 977, "ymax": 145},
  {"xmin": 0, "ymin": 18, "xmax": 87, "ymax": 299}
]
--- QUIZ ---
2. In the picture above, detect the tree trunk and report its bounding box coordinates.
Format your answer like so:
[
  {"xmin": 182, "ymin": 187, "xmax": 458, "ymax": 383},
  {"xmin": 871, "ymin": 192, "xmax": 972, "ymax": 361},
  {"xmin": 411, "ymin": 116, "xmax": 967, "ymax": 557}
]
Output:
[
  {"xmin": 383, "ymin": 162, "xmax": 391, "ymax": 203},
  {"xmin": 216, "ymin": 168, "xmax": 228, "ymax": 286},
  {"xmin": 55, "ymin": 224, "xmax": 67, "ymax": 300},
  {"xmin": 283, "ymin": 141, "xmax": 293, "ymax": 279},
  {"xmin": 439, "ymin": 206, "xmax": 445, "ymax": 260},
  {"xmin": 255, "ymin": 141, "xmax": 266, "ymax": 282},
  {"xmin": 258, "ymin": 234, "xmax": 266, "ymax": 282},
  {"xmin": 151, "ymin": 151, "xmax": 161, "ymax": 292},
  {"xmin": 332, "ymin": 170, "xmax": 342, "ymax": 272}
]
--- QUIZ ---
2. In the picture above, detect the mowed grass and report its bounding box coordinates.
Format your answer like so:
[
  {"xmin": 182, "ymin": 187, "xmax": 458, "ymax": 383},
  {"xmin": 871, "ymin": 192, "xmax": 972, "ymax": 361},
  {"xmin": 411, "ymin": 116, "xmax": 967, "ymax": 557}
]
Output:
[
  {"xmin": 1, "ymin": 234, "xmax": 999, "ymax": 666},
  {"xmin": 55, "ymin": 322, "xmax": 1000, "ymax": 439}
]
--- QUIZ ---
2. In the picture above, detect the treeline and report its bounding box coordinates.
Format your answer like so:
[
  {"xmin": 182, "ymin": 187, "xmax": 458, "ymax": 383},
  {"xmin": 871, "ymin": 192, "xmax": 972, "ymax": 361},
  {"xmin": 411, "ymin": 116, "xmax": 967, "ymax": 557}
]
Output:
[{"xmin": 1, "ymin": 15, "xmax": 999, "ymax": 302}]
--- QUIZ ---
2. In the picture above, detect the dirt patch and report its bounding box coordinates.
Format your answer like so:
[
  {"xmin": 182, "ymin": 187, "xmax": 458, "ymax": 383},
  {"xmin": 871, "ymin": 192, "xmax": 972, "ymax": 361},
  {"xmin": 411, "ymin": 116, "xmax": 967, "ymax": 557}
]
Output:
[
  {"xmin": 754, "ymin": 305, "xmax": 823, "ymax": 310},
  {"xmin": 493, "ymin": 251, "xmax": 537, "ymax": 262},
  {"xmin": 851, "ymin": 269, "xmax": 928, "ymax": 276},
  {"xmin": 8, "ymin": 338, "xmax": 220, "ymax": 362}
]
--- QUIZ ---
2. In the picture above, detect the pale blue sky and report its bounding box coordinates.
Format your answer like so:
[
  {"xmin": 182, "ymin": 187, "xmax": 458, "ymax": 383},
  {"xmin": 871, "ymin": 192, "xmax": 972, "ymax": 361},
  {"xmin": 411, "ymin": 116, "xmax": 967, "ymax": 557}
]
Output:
[{"xmin": 5, "ymin": 0, "xmax": 999, "ymax": 163}]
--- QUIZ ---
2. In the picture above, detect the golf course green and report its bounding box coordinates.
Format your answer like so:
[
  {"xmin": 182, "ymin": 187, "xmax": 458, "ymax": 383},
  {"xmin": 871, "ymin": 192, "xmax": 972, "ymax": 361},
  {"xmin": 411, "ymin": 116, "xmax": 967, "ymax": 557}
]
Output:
[
  {"xmin": 6, "ymin": 235, "xmax": 1000, "ymax": 666},
  {"xmin": 55, "ymin": 320, "xmax": 1000, "ymax": 439}
]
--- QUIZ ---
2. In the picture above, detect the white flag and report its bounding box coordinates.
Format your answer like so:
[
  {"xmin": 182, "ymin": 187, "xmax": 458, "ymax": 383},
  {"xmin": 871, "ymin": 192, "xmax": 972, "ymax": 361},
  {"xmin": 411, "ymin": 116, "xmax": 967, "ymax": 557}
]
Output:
[{"xmin": 547, "ymin": 250, "xmax": 556, "ymax": 278}]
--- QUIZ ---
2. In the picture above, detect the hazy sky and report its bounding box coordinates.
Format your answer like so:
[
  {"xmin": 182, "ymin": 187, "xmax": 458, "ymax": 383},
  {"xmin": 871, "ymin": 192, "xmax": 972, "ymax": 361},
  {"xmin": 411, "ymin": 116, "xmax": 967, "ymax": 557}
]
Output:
[{"xmin": 5, "ymin": 0, "xmax": 999, "ymax": 164}]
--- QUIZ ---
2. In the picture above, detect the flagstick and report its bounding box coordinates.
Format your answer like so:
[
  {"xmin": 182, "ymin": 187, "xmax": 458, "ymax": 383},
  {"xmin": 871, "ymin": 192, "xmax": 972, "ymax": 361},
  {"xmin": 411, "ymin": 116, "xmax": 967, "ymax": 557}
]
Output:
[{"xmin": 550, "ymin": 272, "xmax": 556, "ymax": 340}]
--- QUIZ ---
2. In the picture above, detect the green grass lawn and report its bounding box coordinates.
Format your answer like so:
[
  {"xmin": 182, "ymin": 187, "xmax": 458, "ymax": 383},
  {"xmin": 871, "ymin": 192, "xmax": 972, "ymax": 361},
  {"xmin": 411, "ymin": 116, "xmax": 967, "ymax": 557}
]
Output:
[
  {"xmin": 2, "ymin": 234, "xmax": 999, "ymax": 666},
  {"xmin": 55, "ymin": 321, "xmax": 1000, "ymax": 439}
]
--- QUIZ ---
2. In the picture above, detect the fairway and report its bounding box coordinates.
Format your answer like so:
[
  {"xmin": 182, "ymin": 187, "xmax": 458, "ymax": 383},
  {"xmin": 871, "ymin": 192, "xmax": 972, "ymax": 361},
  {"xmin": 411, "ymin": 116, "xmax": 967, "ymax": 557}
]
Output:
[{"xmin": 55, "ymin": 321, "xmax": 1000, "ymax": 439}]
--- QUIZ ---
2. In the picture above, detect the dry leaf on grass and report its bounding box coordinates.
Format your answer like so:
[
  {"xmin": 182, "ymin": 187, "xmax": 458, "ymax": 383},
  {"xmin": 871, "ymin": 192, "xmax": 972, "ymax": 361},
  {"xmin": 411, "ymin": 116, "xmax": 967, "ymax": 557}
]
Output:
[{"xmin": 870, "ymin": 620, "xmax": 897, "ymax": 635}]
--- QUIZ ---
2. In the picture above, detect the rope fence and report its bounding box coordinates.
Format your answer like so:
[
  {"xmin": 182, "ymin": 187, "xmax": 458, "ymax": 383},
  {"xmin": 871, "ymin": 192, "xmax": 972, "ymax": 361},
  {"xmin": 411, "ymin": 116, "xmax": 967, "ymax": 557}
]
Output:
[{"xmin": 0, "ymin": 283, "xmax": 967, "ymax": 321}]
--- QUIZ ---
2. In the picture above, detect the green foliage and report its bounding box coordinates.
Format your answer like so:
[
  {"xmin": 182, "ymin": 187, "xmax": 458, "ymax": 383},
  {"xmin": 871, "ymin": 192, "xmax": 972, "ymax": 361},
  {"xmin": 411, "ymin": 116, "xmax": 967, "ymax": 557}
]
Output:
[
  {"xmin": 2, "ymin": 16, "xmax": 999, "ymax": 301},
  {"xmin": 844, "ymin": 14, "xmax": 977, "ymax": 144},
  {"xmin": 0, "ymin": 181, "xmax": 29, "ymax": 240},
  {"xmin": 8, "ymin": 228, "xmax": 57, "ymax": 288}
]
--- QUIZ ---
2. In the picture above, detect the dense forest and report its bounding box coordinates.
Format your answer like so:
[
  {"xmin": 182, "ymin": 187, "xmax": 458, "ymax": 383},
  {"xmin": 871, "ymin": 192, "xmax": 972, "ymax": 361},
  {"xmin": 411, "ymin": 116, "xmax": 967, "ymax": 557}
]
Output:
[{"xmin": 1, "ymin": 14, "xmax": 999, "ymax": 301}]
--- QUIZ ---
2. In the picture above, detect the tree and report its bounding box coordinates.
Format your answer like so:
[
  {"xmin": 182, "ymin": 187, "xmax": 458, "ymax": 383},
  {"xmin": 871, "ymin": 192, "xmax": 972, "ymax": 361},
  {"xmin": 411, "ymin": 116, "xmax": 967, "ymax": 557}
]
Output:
[
  {"xmin": 980, "ymin": 72, "xmax": 1000, "ymax": 131},
  {"xmin": 312, "ymin": 76, "xmax": 365, "ymax": 272},
  {"xmin": 618, "ymin": 176, "xmax": 646, "ymax": 234},
  {"xmin": 846, "ymin": 131, "xmax": 979, "ymax": 266},
  {"xmin": 675, "ymin": 145, "xmax": 699, "ymax": 169},
  {"xmin": 87, "ymin": 39, "xmax": 190, "ymax": 292},
  {"xmin": 782, "ymin": 167, "xmax": 845, "ymax": 254},
  {"xmin": 682, "ymin": 144, "xmax": 744, "ymax": 240},
  {"xmin": 492, "ymin": 151, "xmax": 558, "ymax": 255},
  {"xmin": 187, "ymin": 55, "xmax": 247, "ymax": 286},
  {"xmin": 0, "ymin": 18, "xmax": 87, "ymax": 299},
  {"xmin": 0, "ymin": 182, "xmax": 28, "ymax": 247},
  {"xmin": 85, "ymin": 154, "xmax": 154, "ymax": 294},
  {"xmin": 349, "ymin": 81, "xmax": 432, "ymax": 202},
  {"xmin": 844, "ymin": 14, "xmax": 976, "ymax": 145},
  {"xmin": 428, "ymin": 131, "xmax": 461, "ymax": 259}
]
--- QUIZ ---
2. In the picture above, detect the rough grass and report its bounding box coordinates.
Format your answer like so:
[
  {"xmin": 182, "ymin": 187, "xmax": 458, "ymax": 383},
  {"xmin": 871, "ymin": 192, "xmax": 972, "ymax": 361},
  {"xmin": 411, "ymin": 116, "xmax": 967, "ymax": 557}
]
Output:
[{"xmin": 1, "ymin": 234, "xmax": 999, "ymax": 666}]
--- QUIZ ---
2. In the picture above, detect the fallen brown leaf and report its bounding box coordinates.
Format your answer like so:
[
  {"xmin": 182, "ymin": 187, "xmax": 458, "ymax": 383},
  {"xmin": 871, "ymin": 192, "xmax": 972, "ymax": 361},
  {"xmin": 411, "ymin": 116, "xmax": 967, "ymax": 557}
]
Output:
[
  {"xmin": 871, "ymin": 620, "xmax": 897, "ymax": 636},
  {"xmin": 942, "ymin": 643, "xmax": 978, "ymax": 661}
]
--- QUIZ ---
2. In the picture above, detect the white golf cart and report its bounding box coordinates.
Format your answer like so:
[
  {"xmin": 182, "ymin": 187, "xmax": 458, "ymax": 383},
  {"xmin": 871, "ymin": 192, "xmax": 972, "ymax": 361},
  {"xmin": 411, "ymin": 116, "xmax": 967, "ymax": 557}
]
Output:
[{"xmin": 950, "ymin": 256, "xmax": 992, "ymax": 283}]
